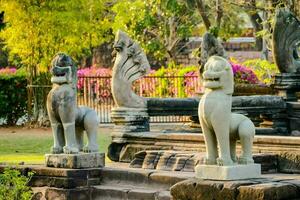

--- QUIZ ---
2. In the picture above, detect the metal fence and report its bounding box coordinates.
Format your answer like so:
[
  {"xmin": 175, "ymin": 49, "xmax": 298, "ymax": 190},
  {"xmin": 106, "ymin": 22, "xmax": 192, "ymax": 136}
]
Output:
[{"xmin": 77, "ymin": 75, "xmax": 201, "ymax": 123}]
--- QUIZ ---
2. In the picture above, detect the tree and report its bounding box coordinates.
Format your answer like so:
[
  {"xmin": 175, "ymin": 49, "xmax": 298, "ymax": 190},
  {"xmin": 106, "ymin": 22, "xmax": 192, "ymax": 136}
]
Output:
[
  {"xmin": 183, "ymin": 0, "xmax": 246, "ymax": 39},
  {"xmin": 0, "ymin": 0, "xmax": 112, "ymax": 124},
  {"xmin": 230, "ymin": 0, "xmax": 300, "ymax": 57},
  {"xmin": 110, "ymin": 0, "xmax": 200, "ymax": 63}
]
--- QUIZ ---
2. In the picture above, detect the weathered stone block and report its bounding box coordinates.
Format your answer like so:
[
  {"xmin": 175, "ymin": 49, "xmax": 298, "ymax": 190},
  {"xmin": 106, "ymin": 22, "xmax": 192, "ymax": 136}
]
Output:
[
  {"xmin": 253, "ymin": 154, "xmax": 277, "ymax": 173},
  {"xmin": 195, "ymin": 164, "xmax": 261, "ymax": 180},
  {"xmin": 111, "ymin": 107, "xmax": 149, "ymax": 133},
  {"xmin": 45, "ymin": 152, "xmax": 105, "ymax": 169},
  {"xmin": 278, "ymin": 151, "xmax": 300, "ymax": 173},
  {"xmin": 237, "ymin": 182, "xmax": 299, "ymax": 200},
  {"xmin": 29, "ymin": 176, "xmax": 87, "ymax": 189},
  {"xmin": 155, "ymin": 152, "xmax": 176, "ymax": 171},
  {"xmin": 127, "ymin": 188, "xmax": 156, "ymax": 200},
  {"xmin": 170, "ymin": 178, "xmax": 248, "ymax": 200},
  {"xmin": 45, "ymin": 187, "xmax": 90, "ymax": 200},
  {"xmin": 142, "ymin": 151, "xmax": 162, "ymax": 169}
]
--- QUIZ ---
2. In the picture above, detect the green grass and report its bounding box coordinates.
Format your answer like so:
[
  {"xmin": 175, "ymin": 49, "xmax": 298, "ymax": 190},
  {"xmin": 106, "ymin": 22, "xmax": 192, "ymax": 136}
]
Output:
[{"xmin": 0, "ymin": 129, "xmax": 112, "ymax": 164}]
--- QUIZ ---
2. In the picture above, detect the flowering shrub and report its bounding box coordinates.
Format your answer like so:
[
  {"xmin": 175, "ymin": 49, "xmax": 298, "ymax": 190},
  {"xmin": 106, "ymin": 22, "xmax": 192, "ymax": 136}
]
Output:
[
  {"xmin": 76, "ymin": 60, "xmax": 263, "ymax": 102},
  {"xmin": 134, "ymin": 64, "xmax": 200, "ymax": 98},
  {"xmin": 231, "ymin": 63, "xmax": 259, "ymax": 84},
  {"xmin": 77, "ymin": 67, "xmax": 112, "ymax": 103},
  {"xmin": 0, "ymin": 67, "xmax": 17, "ymax": 75},
  {"xmin": 242, "ymin": 59, "xmax": 278, "ymax": 85}
]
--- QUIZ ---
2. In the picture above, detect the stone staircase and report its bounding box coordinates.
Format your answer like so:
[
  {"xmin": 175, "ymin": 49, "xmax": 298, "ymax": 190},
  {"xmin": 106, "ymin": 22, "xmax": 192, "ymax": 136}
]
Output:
[{"xmin": 91, "ymin": 163, "xmax": 193, "ymax": 200}]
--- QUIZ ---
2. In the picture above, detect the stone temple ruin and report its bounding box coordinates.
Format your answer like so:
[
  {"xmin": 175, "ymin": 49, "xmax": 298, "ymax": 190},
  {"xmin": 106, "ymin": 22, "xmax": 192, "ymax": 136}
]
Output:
[{"xmin": 1, "ymin": 8, "xmax": 300, "ymax": 200}]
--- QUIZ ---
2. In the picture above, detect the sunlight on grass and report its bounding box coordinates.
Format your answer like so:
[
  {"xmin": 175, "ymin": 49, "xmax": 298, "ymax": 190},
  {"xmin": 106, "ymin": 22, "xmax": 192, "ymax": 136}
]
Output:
[
  {"xmin": 0, "ymin": 129, "xmax": 112, "ymax": 165},
  {"xmin": 0, "ymin": 154, "xmax": 112, "ymax": 165},
  {"xmin": 0, "ymin": 154, "xmax": 45, "ymax": 164}
]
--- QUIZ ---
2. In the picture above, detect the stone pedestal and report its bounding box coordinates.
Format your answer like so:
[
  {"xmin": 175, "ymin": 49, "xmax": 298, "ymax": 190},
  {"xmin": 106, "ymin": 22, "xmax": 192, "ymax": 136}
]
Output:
[
  {"xmin": 287, "ymin": 102, "xmax": 300, "ymax": 133},
  {"xmin": 45, "ymin": 152, "xmax": 105, "ymax": 169},
  {"xmin": 111, "ymin": 107, "xmax": 149, "ymax": 133},
  {"xmin": 108, "ymin": 107, "xmax": 149, "ymax": 161},
  {"xmin": 274, "ymin": 73, "xmax": 300, "ymax": 101},
  {"xmin": 195, "ymin": 164, "xmax": 261, "ymax": 180}
]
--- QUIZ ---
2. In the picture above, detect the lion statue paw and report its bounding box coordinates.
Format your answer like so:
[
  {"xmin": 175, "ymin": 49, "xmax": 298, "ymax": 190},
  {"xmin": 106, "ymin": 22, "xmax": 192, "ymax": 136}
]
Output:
[
  {"xmin": 51, "ymin": 146, "xmax": 63, "ymax": 154},
  {"xmin": 63, "ymin": 146, "xmax": 79, "ymax": 154},
  {"xmin": 216, "ymin": 158, "xmax": 234, "ymax": 166},
  {"xmin": 83, "ymin": 145, "xmax": 98, "ymax": 153},
  {"xmin": 203, "ymin": 157, "xmax": 217, "ymax": 165},
  {"xmin": 238, "ymin": 157, "xmax": 254, "ymax": 165}
]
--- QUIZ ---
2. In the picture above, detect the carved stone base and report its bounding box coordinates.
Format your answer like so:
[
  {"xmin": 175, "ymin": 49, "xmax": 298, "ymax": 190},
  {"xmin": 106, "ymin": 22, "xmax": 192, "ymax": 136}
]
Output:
[
  {"xmin": 195, "ymin": 164, "xmax": 261, "ymax": 180},
  {"xmin": 45, "ymin": 152, "xmax": 105, "ymax": 169},
  {"xmin": 274, "ymin": 73, "xmax": 300, "ymax": 101},
  {"xmin": 111, "ymin": 107, "xmax": 149, "ymax": 133}
]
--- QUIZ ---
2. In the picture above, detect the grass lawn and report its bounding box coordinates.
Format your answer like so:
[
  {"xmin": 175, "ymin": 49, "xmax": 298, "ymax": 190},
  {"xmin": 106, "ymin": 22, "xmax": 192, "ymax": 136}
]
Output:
[{"xmin": 0, "ymin": 126, "xmax": 112, "ymax": 164}]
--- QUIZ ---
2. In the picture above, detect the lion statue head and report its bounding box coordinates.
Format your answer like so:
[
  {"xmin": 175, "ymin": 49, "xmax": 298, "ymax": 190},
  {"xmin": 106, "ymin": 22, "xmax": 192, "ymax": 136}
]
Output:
[
  {"xmin": 50, "ymin": 53, "xmax": 77, "ymax": 88},
  {"xmin": 202, "ymin": 56, "xmax": 233, "ymax": 95}
]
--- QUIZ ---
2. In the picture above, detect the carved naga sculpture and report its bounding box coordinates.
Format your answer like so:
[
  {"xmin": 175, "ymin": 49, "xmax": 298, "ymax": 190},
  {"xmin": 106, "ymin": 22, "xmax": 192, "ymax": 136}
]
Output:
[
  {"xmin": 199, "ymin": 56, "xmax": 255, "ymax": 166},
  {"xmin": 273, "ymin": 8, "xmax": 300, "ymax": 73},
  {"xmin": 111, "ymin": 30, "xmax": 151, "ymax": 108},
  {"xmin": 47, "ymin": 53, "xmax": 99, "ymax": 154}
]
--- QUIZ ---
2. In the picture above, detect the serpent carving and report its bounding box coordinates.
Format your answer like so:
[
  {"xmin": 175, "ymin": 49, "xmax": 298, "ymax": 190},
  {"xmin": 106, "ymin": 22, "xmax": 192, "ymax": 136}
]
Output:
[
  {"xmin": 272, "ymin": 8, "xmax": 300, "ymax": 73},
  {"xmin": 111, "ymin": 30, "xmax": 151, "ymax": 108}
]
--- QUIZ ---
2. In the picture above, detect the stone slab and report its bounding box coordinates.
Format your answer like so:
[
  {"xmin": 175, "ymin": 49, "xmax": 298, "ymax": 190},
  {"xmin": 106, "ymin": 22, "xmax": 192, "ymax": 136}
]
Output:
[
  {"xmin": 278, "ymin": 151, "xmax": 300, "ymax": 173},
  {"xmin": 195, "ymin": 164, "xmax": 261, "ymax": 180},
  {"xmin": 170, "ymin": 176, "xmax": 300, "ymax": 200},
  {"xmin": 45, "ymin": 152, "xmax": 105, "ymax": 169}
]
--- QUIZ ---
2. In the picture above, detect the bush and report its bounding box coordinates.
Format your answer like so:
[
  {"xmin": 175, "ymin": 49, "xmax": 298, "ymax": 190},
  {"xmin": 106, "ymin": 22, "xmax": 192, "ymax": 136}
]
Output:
[
  {"xmin": 140, "ymin": 63, "xmax": 200, "ymax": 98},
  {"xmin": 231, "ymin": 62, "xmax": 259, "ymax": 84},
  {"xmin": 242, "ymin": 59, "xmax": 278, "ymax": 85},
  {"xmin": 0, "ymin": 168, "xmax": 33, "ymax": 200},
  {"xmin": 0, "ymin": 68, "xmax": 27, "ymax": 125}
]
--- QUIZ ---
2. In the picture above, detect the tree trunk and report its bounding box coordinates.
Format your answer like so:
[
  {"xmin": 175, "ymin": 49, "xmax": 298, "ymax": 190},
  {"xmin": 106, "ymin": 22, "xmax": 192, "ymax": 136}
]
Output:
[
  {"xmin": 196, "ymin": 0, "xmax": 211, "ymax": 30},
  {"xmin": 245, "ymin": 0, "xmax": 263, "ymax": 51},
  {"xmin": 216, "ymin": 0, "xmax": 223, "ymax": 30}
]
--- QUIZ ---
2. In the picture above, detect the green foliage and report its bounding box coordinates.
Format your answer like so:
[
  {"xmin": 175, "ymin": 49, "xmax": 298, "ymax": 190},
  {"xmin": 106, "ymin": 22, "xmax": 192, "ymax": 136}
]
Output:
[
  {"xmin": 0, "ymin": 0, "xmax": 112, "ymax": 72},
  {"xmin": 177, "ymin": 65, "xmax": 198, "ymax": 97},
  {"xmin": 0, "ymin": 168, "xmax": 33, "ymax": 200},
  {"xmin": 182, "ymin": 0, "xmax": 245, "ymax": 39},
  {"xmin": 147, "ymin": 64, "xmax": 198, "ymax": 97},
  {"xmin": 0, "ymin": 71, "xmax": 27, "ymax": 125},
  {"xmin": 111, "ymin": 0, "xmax": 200, "ymax": 61},
  {"xmin": 242, "ymin": 59, "xmax": 279, "ymax": 84}
]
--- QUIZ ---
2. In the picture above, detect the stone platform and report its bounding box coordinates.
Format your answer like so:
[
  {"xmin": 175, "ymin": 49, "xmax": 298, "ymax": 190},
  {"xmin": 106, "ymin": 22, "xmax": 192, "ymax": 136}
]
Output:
[
  {"xmin": 45, "ymin": 152, "xmax": 105, "ymax": 169},
  {"xmin": 1, "ymin": 163, "xmax": 300, "ymax": 200},
  {"xmin": 195, "ymin": 164, "xmax": 261, "ymax": 180},
  {"xmin": 109, "ymin": 130, "xmax": 300, "ymax": 163},
  {"xmin": 171, "ymin": 173, "xmax": 300, "ymax": 200}
]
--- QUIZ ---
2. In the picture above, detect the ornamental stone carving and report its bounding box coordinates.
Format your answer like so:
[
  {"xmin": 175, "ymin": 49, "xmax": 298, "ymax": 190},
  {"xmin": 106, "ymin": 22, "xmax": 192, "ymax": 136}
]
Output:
[
  {"xmin": 198, "ymin": 56, "xmax": 255, "ymax": 166},
  {"xmin": 46, "ymin": 53, "xmax": 99, "ymax": 154},
  {"xmin": 111, "ymin": 30, "xmax": 151, "ymax": 108}
]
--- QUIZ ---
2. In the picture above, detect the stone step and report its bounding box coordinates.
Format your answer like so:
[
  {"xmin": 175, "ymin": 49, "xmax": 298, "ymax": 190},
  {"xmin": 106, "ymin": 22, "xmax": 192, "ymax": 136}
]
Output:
[
  {"xmin": 111, "ymin": 132, "xmax": 300, "ymax": 162},
  {"xmin": 91, "ymin": 184, "xmax": 171, "ymax": 200},
  {"xmin": 100, "ymin": 164, "xmax": 194, "ymax": 190}
]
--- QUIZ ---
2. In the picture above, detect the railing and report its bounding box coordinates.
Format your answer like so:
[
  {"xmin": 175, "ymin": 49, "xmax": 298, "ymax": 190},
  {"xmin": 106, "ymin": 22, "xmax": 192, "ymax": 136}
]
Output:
[{"xmin": 77, "ymin": 75, "xmax": 202, "ymax": 123}]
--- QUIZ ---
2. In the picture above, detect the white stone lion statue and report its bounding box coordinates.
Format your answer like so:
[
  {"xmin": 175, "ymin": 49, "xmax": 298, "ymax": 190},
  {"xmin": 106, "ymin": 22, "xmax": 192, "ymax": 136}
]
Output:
[
  {"xmin": 199, "ymin": 56, "xmax": 255, "ymax": 166},
  {"xmin": 46, "ymin": 53, "xmax": 99, "ymax": 154}
]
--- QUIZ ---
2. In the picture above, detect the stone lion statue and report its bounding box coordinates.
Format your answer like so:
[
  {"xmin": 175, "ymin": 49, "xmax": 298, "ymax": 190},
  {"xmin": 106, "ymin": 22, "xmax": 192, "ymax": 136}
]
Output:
[
  {"xmin": 46, "ymin": 53, "xmax": 99, "ymax": 154},
  {"xmin": 199, "ymin": 56, "xmax": 255, "ymax": 166}
]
